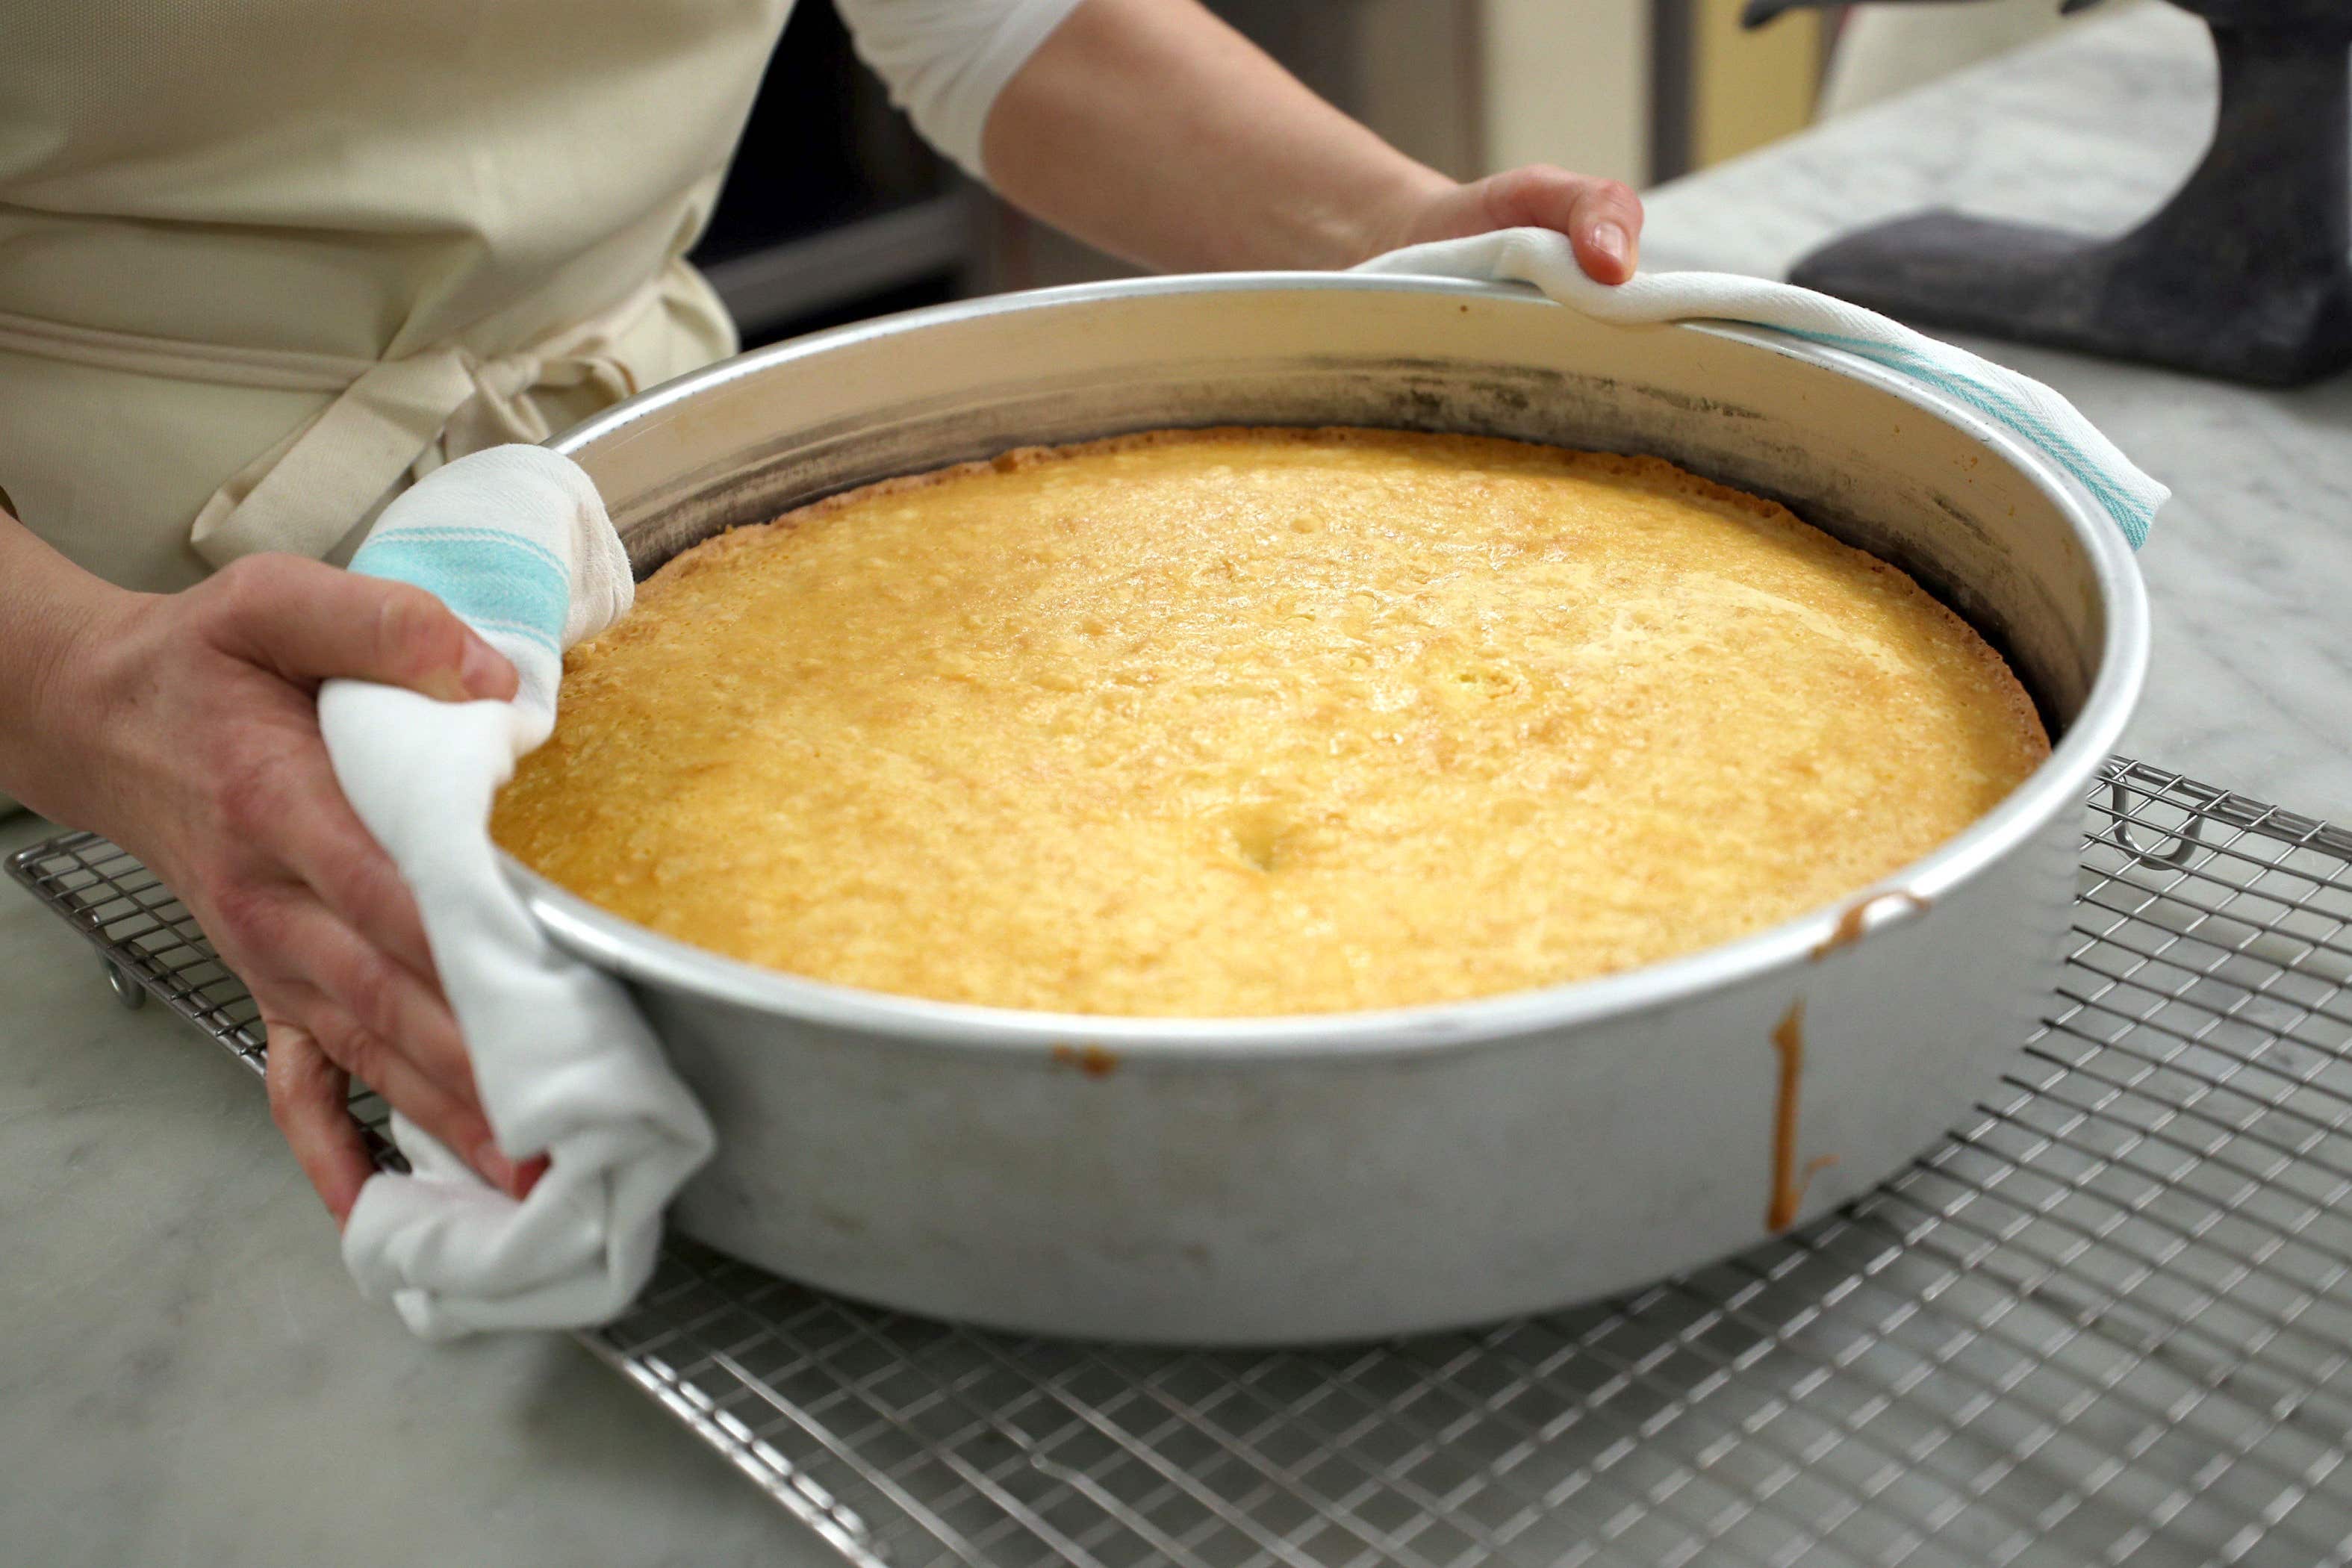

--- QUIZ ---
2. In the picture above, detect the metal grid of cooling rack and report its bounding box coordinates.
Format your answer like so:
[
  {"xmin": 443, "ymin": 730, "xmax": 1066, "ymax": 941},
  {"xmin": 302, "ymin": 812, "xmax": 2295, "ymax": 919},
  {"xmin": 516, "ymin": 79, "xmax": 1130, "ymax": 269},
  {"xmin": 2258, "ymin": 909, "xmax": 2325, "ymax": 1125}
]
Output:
[{"xmin": 13, "ymin": 756, "xmax": 2352, "ymax": 1568}]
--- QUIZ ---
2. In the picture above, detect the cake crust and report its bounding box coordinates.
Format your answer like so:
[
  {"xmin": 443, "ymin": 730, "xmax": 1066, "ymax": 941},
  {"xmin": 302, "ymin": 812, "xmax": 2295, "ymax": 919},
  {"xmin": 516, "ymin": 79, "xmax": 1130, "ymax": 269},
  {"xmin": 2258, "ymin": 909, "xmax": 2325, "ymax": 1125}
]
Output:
[{"xmin": 494, "ymin": 427, "xmax": 2050, "ymax": 1015}]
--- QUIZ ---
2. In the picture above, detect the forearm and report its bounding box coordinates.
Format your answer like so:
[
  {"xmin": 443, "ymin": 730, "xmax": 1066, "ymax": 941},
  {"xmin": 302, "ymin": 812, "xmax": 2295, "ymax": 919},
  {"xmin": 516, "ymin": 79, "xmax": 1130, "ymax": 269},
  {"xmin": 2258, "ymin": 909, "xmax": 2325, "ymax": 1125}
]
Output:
[
  {"xmin": 0, "ymin": 510, "xmax": 137, "ymax": 821},
  {"xmin": 980, "ymin": 0, "xmax": 1451, "ymax": 273}
]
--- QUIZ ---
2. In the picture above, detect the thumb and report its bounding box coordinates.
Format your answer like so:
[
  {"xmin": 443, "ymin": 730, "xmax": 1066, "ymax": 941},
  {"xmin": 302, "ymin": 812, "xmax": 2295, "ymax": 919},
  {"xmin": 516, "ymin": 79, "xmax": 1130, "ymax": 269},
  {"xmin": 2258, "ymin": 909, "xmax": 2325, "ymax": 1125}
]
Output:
[{"xmin": 203, "ymin": 554, "xmax": 519, "ymax": 703}]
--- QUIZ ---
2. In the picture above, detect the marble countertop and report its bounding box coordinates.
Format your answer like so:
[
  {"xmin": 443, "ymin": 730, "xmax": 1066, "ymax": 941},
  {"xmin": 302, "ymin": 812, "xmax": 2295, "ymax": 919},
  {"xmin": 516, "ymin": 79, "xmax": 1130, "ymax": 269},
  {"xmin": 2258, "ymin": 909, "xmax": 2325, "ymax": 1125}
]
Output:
[
  {"xmin": 4, "ymin": 7, "xmax": 2345, "ymax": 1564},
  {"xmin": 1639, "ymin": 1, "xmax": 2352, "ymax": 818}
]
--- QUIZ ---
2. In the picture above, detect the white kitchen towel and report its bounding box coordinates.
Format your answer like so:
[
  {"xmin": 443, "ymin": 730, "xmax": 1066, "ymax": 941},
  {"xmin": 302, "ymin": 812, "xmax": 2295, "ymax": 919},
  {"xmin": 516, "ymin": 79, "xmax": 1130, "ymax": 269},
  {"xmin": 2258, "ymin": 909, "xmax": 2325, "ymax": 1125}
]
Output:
[
  {"xmin": 1354, "ymin": 228, "xmax": 2165, "ymax": 549},
  {"xmin": 321, "ymin": 444, "xmax": 715, "ymax": 1340}
]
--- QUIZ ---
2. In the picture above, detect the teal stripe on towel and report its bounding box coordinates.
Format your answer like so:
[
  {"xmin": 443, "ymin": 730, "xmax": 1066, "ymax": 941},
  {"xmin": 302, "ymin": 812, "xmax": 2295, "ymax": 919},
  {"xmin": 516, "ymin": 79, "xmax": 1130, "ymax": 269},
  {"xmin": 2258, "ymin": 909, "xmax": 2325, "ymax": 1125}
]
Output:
[
  {"xmin": 1774, "ymin": 326, "xmax": 2153, "ymax": 550},
  {"xmin": 373, "ymin": 524, "xmax": 570, "ymax": 578},
  {"xmin": 351, "ymin": 534, "xmax": 566, "ymax": 654}
]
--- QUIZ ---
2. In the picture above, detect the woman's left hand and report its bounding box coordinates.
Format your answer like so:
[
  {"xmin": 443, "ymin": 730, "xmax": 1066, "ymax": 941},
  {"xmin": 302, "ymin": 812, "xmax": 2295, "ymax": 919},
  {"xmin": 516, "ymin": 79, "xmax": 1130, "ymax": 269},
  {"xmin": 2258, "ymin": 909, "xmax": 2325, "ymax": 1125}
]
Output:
[
  {"xmin": 983, "ymin": 0, "xmax": 1646, "ymax": 282},
  {"xmin": 1372, "ymin": 164, "xmax": 1646, "ymax": 284}
]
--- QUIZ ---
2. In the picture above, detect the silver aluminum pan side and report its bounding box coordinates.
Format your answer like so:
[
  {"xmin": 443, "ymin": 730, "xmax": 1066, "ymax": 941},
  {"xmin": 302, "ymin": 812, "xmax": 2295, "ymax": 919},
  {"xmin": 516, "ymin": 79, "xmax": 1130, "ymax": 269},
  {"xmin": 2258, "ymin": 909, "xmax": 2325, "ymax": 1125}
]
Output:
[{"xmin": 517, "ymin": 274, "xmax": 2147, "ymax": 1343}]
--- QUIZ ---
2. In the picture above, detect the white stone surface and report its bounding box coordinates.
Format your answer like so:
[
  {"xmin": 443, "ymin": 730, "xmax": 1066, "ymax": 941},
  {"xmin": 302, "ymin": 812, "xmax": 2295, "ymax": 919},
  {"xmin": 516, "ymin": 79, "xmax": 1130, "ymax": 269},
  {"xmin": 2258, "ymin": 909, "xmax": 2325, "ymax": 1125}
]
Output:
[
  {"xmin": 0, "ymin": 831, "xmax": 791, "ymax": 1568},
  {"xmin": 4, "ymin": 7, "xmax": 2345, "ymax": 1562},
  {"xmin": 1642, "ymin": 4, "xmax": 2352, "ymax": 818}
]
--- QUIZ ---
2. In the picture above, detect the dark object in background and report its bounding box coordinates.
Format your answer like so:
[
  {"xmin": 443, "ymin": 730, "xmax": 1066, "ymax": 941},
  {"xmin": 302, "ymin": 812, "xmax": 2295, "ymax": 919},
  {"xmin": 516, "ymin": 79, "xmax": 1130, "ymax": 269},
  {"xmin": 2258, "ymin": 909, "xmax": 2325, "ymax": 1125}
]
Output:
[
  {"xmin": 1744, "ymin": 0, "xmax": 2352, "ymax": 388},
  {"xmin": 690, "ymin": 0, "xmax": 979, "ymax": 348},
  {"xmin": 688, "ymin": 1, "xmax": 1478, "ymax": 346}
]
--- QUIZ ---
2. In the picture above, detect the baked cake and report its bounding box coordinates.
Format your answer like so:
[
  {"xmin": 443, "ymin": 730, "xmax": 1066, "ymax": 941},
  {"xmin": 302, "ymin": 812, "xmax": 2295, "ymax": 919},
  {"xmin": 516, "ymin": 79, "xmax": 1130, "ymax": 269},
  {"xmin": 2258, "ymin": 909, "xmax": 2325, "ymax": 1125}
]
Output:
[{"xmin": 492, "ymin": 429, "xmax": 2048, "ymax": 1015}]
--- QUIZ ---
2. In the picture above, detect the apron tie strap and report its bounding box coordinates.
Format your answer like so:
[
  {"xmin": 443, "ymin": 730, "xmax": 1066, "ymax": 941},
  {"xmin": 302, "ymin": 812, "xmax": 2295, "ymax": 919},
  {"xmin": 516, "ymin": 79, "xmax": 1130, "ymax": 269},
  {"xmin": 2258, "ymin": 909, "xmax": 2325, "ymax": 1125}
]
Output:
[
  {"xmin": 0, "ymin": 264, "xmax": 676, "ymax": 568},
  {"xmin": 190, "ymin": 275, "xmax": 668, "ymax": 567},
  {"xmin": 191, "ymin": 349, "xmax": 484, "ymax": 564}
]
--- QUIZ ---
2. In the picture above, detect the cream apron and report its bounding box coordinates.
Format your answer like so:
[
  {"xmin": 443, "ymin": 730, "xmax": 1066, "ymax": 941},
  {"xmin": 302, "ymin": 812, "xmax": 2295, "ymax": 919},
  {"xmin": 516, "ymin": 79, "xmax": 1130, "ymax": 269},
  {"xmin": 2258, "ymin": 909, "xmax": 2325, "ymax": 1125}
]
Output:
[{"xmin": 0, "ymin": 0, "xmax": 796, "ymax": 594}]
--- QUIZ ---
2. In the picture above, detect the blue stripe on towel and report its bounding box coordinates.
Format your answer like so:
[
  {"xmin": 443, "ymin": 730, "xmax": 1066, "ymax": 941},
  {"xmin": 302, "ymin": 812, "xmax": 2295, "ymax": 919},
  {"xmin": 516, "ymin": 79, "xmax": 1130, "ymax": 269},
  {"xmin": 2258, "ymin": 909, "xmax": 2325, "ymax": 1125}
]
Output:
[
  {"xmin": 351, "ymin": 532, "xmax": 567, "ymax": 655},
  {"xmin": 374, "ymin": 525, "xmax": 572, "ymax": 577},
  {"xmin": 1773, "ymin": 327, "xmax": 2153, "ymax": 550}
]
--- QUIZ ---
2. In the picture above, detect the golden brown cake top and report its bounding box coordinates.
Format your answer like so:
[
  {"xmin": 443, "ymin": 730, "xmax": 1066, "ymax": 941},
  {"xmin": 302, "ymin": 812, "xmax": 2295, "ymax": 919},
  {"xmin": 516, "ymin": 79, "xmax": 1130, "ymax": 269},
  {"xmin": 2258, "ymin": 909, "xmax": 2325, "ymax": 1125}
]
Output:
[{"xmin": 494, "ymin": 428, "xmax": 2048, "ymax": 1016}]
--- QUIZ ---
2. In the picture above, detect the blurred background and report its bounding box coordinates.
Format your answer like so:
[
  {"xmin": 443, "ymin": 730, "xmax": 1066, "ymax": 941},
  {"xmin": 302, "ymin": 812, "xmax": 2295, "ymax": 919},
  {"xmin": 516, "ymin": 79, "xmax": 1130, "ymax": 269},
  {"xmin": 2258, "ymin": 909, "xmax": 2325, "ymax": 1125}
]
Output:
[{"xmin": 697, "ymin": 0, "xmax": 2104, "ymax": 349}]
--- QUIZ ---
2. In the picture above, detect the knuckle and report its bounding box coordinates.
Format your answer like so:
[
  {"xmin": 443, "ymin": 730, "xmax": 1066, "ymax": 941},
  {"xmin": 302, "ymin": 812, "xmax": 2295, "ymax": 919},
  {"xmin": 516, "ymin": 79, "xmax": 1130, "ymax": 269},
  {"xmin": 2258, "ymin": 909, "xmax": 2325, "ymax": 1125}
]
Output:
[
  {"xmin": 211, "ymin": 746, "xmax": 295, "ymax": 841},
  {"xmin": 1512, "ymin": 164, "xmax": 1575, "ymax": 199},
  {"xmin": 326, "ymin": 837, "xmax": 403, "ymax": 923},
  {"xmin": 339, "ymin": 957, "xmax": 405, "ymax": 1047},
  {"xmin": 1472, "ymin": 171, "xmax": 1522, "ymax": 225},
  {"xmin": 204, "ymin": 877, "xmax": 281, "ymax": 956},
  {"xmin": 414, "ymin": 1006, "xmax": 472, "ymax": 1085},
  {"xmin": 314, "ymin": 1009, "xmax": 382, "ymax": 1084},
  {"xmin": 267, "ymin": 1071, "xmax": 307, "ymax": 1138},
  {"xmin": 1602, "ymin": 180, "xmax": 1642, "ymax": 216},
  {"xmin": 188, "ymin": 566, "xmax": 248, "ymax": 638},
  {"xmin": 207, "ymin": 554, "xmax": 264, "ymax": 603},
  {"xmin": 264, "ymin": 1049, "xmax": 296, "ymax": 1124},
  {"xmin": 262, "ymin": 1018, "xmax": 314, "ymax": 1121},
  {"xmin": 207, "ymin": 553, "xmax": 297, "ymax": 623},
  {"xmin": 375, "ymin": 582, "xmax": 464, "ymax": 679}
]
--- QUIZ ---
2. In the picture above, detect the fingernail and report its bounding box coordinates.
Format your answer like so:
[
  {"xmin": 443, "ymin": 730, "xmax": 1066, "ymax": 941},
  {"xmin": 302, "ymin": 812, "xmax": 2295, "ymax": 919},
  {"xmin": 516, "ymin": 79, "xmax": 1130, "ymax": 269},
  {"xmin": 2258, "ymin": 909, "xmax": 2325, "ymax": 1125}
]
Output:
[
  {"xmin": 1591, "ymin": 223, "xmax": 1631, "ymax": 270},
  {"xmin": 458, "ymin": 634, "xmax": 517, "ymax": 701}
]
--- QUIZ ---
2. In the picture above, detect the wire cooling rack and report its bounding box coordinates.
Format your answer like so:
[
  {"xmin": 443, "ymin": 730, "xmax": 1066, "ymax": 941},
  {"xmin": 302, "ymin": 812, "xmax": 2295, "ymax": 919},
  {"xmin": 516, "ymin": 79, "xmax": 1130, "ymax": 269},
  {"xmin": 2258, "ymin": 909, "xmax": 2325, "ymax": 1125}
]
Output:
[{"xmin": 13, "ymin": 757, "xmax": 2352, "ymax": 1568}]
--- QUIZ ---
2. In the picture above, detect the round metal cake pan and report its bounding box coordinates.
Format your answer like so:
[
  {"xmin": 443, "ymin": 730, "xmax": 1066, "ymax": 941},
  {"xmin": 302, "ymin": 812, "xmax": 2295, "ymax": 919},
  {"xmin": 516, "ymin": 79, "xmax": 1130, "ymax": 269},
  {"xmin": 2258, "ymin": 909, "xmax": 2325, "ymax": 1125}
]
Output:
[{"xmin": 518, "ymin": 273, "xmax": 2149, "ymax": 1345}]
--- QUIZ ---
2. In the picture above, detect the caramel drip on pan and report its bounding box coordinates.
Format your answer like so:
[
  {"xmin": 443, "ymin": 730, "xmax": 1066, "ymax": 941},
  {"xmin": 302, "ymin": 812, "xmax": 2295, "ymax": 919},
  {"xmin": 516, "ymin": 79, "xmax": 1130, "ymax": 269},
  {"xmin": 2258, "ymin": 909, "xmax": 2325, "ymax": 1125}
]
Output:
[
  {"xmin": 1767, "ymin": 1000, "xmax": 1838, "ymax": 1233},
  {"xmin": 1051, "ymin": 1043, "xmax": 1120, "ymax": 1077},
  {"xmin": 1811, "ymin": 890, "xmax": 1932, "ymax": 962}
]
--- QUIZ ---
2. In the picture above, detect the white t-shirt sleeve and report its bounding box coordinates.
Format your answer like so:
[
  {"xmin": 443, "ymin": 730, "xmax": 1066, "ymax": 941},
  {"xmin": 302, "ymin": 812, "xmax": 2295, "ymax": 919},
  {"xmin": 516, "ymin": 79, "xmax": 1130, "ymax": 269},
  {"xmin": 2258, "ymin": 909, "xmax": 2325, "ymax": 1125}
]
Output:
[{"xmin": 833, "ymin": 0, "xmax": 1091, "ymax": 184}]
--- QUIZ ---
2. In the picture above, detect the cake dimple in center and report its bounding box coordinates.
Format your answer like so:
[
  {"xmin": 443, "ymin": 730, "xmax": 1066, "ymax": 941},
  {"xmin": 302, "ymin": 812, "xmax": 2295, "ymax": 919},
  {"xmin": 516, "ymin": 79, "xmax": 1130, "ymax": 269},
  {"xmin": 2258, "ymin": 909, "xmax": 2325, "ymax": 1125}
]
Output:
[{"xmin": 1226, "ymin": 802, "xmax": 1293, "ymax": 874}]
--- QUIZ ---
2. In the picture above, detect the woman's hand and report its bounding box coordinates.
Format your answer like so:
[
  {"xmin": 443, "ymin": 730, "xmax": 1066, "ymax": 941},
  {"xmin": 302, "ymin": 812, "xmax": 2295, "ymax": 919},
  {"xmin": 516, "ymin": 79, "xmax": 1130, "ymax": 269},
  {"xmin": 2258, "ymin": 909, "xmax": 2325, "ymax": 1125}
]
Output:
[
  {"xmin": 1370, "ymin": 165, "xmax": 1646, "ymax": 284},
  {"xmin": 981, "ymin": 0, "xmax": 1646, "ymax": 282},
  {"xmin": 5, "ymin": 535, "xmax": 532, "ymax": 1225}
]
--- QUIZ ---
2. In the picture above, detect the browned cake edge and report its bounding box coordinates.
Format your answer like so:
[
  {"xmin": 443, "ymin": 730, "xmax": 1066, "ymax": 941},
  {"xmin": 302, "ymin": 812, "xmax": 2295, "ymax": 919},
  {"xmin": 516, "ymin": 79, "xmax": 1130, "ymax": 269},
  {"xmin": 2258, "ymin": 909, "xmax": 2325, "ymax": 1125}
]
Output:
[{"xmin": 593, "ymin": 426, "xmax": 2052, "ymax": 762}]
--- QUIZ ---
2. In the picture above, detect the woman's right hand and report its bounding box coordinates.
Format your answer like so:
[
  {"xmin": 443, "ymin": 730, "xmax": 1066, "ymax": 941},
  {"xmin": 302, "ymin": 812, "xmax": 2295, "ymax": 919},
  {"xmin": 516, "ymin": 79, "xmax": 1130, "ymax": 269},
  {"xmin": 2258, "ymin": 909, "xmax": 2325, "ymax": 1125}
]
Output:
[{"xmin": 6, "ymin": 541, "xmax": 532, "ymax": 1225}]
